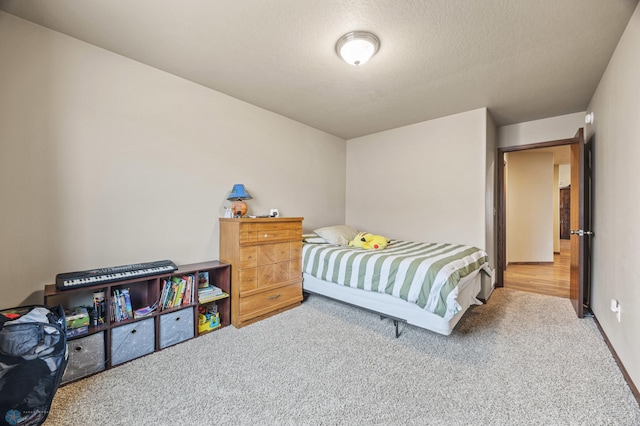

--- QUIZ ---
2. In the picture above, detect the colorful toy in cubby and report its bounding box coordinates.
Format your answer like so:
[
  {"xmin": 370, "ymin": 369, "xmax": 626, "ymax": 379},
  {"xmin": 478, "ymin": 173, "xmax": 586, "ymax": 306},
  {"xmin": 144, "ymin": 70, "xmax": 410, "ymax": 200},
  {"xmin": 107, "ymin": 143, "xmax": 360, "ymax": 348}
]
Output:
[{"xmin": 198, "ymin": 303, "xmax": 220, "ymax": 333}]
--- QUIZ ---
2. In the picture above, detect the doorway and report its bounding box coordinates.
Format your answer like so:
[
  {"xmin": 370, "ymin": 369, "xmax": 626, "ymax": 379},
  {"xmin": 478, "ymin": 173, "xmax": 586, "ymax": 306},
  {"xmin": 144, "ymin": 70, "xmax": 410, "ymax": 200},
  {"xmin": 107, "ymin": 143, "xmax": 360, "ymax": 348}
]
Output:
[{"xmin": 497, "ymin": 136, "xmax": 576, "ymax": 299}]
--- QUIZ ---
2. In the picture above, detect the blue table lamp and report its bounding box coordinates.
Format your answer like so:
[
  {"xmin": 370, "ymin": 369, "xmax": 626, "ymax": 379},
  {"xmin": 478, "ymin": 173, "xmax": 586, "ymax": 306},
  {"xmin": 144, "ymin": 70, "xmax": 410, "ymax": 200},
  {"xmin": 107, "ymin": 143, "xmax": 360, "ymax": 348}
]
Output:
[{"xmin": 227, "ymin": 184, "xmax": 252, "ymax": 218}]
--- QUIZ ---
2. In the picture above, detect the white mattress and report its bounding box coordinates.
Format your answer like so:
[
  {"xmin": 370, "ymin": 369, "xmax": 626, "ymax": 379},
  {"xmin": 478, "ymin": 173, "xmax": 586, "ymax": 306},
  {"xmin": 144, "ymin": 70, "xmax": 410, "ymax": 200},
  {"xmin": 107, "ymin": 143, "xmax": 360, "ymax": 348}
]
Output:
[{"xmin": 302, "ymin": 269, "xmax": 483, "ymax": 336}]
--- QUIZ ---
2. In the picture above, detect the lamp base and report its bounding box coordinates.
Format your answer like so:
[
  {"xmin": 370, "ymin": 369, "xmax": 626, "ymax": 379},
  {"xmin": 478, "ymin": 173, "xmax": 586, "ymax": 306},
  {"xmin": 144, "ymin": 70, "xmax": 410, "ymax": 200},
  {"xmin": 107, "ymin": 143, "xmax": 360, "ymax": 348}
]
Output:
[{"xmin": 231, "ymin": 200, "xmax": 248, "ymax": 218}]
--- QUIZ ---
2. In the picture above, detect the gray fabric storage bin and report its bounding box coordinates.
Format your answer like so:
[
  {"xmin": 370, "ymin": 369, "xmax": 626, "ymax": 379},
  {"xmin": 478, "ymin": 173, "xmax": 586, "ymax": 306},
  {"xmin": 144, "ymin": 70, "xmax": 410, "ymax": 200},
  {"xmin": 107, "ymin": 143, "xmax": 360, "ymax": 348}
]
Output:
[
  {"xmin": 62, "ymin": 331, "xmax": 105, "ymax": 383},
  {"xmin": 159, "ymin": 307, "xmax": 194, "ymax": 349},
  {"xmin": 110, "ymin": 318, "xmax": 155, "ymax": 366}
]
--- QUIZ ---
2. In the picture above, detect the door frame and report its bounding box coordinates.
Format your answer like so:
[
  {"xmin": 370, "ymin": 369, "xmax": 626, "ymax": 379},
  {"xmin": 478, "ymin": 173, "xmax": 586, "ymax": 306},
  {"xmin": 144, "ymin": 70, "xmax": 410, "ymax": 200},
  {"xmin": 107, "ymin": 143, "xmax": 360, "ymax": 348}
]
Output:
[{"xmin": 496, "ymin": 135, "xmax": 578, "ymax": 293}]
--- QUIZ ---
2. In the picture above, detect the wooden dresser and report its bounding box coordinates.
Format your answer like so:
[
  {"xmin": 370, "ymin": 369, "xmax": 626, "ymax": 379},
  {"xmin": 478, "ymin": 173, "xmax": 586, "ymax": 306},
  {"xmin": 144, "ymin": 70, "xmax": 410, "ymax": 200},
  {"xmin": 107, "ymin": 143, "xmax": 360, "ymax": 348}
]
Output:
[{"xmin": 219, "ymin": 217, "xmax": 304, "ymax": 328}]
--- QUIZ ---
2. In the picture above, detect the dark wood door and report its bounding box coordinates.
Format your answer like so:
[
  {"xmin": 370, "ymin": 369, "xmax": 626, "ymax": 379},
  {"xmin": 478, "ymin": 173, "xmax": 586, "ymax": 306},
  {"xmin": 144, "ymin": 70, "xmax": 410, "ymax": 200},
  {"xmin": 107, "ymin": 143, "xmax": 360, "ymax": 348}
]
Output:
[
  {"xmin": 560, "ymin": 187, "xmax": 571, "ymax": 239},
  {"xmin": 569, "ymin": 128, "xmax": 592, "ymax": 318}
]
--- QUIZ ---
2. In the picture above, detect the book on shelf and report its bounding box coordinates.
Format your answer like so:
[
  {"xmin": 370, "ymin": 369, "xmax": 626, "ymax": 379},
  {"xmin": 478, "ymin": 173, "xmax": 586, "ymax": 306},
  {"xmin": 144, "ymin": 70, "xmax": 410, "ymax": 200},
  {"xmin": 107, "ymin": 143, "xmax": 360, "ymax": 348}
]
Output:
[
  {"xmin": 64, "ymin": 306, "xmax": 90, "ymax": 329},
  {"xmin": 159, "ymin": 279, "xmax": 171, "ymax": 309},
  {"xmin": 198, "ymin": 286, "xmax": 227, "ymax": 303},
  {"xmin": 170, "ymin": 276, "xmax": 185, "ymax": 307},
  {"xmin": 111, "ymin": 289, "xmax": 121, "ymax": 321},
  {"xmin": 184, "ymin": 276, "xmax": 192, "ymax": 305},
  {"xmin": 111, "ymin": 288, "xmax": 135, "ymax": 322},
  {"xmin": 121, "ymin": 288, "xmax": 134, "ymax": 318},
  {"xmin": 133, "ymin": 302, "xmax": 158, "ymax": 319},
  {"xmin": 185, "ymin": 274, "xmax": 195, "ymax": 305},
  {"xmin": 198, "ymin": 285, "xmax": 223, "ymax": 296},
  {"xmin": 160, "ymin": 274, "xmax": 195, "ymax": 310},
  {"xmin": 198, "ymin": 271, "xmax": 209, "ymax": 289}
]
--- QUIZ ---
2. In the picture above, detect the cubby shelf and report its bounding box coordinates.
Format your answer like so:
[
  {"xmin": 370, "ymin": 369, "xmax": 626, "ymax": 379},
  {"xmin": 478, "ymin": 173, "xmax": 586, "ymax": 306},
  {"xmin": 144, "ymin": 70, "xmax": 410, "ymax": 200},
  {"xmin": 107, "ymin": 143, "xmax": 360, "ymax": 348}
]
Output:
[{"xmin": 44, "ymin": 260, "xmax": 231, "ymax": 384}]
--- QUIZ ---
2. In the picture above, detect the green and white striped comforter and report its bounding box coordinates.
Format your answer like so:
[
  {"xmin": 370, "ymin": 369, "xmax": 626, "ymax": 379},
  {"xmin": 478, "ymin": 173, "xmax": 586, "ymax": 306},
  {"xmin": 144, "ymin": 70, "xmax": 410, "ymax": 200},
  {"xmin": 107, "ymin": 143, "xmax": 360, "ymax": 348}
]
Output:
[{"xmin": 302, "ymin": 240, "xmax": 489, "ymax": 319}]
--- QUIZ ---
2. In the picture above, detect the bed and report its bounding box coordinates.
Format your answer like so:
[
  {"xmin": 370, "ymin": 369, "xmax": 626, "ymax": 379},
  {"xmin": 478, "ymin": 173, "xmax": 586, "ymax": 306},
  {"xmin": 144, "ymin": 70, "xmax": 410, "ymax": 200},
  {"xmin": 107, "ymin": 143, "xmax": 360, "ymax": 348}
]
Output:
[{"xmin": 301, "ymin": 227, "xmax": 490, "ymax": 336}]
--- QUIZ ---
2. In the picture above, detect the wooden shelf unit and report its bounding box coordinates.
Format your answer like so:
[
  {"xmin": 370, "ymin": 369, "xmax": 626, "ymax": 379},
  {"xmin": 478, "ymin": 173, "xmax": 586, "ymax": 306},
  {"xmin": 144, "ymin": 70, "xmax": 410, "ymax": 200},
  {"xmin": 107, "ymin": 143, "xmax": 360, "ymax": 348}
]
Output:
[{"xmin": 44, "ymin": 260, "xmax": 230, "ymax": 383}]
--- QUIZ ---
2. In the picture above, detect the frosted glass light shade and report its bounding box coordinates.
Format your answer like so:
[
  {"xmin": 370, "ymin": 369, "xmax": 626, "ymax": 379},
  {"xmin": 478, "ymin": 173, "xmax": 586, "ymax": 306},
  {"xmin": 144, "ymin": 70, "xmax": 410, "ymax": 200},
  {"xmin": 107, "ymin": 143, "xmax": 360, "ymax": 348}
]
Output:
[{"xmin": 336, "ymin": 31, "xmax": 380, "ymax": 66}]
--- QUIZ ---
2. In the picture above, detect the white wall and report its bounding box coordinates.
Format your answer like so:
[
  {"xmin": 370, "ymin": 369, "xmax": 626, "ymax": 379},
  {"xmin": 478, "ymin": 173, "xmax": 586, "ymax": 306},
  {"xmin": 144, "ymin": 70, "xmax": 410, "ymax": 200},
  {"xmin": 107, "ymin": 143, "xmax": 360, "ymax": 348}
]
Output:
[
  {"xmin": 505, "ymin": 151, "xmax": 554, "ymax": 263},
  {"xmin": 586, "ymin": 2, "xmax": 640, "ymax": 390},
  {"xmin": 485, "ymin": 112, "xmax": 497, "ymax": 269},
  {"xmin": 482, "ymin": 112, "xmax": 498, "ymax": 298},
  {"xmin": 498, "ymin": 112, "xmax": 586, "ymax": 148},
  {"xmin": 558, "ymin": 164, "xmax": 571, "ymax": 187},
  {"xmin": 0, "ymin": 12, "xmax": 346, "ymax": 309},
  {"xmin": 345, "ymin": 108, "xmax": 487, "ymax": 250}
]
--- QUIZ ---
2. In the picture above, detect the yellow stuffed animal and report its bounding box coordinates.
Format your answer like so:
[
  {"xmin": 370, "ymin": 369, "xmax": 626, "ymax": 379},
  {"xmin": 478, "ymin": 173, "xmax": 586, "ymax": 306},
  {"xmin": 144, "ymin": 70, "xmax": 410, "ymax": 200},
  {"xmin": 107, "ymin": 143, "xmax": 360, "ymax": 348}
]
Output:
[{"xmin": 348, "ymin": 232, "xmax": 390, "ymax": 250}]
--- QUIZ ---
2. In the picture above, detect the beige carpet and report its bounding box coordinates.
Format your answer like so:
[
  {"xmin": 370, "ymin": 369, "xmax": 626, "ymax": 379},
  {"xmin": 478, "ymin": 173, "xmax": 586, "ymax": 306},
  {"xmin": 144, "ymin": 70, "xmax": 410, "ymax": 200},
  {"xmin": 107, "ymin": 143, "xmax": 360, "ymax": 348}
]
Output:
[{"xmin": 45, "ymin": 288, "xmax": 640, "ymax": 425}]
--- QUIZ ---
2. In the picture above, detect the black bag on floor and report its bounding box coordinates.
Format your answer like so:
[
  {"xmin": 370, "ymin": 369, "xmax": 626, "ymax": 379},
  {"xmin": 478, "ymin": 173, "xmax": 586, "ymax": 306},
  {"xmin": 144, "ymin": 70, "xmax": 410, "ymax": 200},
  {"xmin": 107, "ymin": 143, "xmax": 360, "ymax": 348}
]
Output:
[{"xmin": 0, "ymin": 305, "xmax": 68, "ymax": 426}]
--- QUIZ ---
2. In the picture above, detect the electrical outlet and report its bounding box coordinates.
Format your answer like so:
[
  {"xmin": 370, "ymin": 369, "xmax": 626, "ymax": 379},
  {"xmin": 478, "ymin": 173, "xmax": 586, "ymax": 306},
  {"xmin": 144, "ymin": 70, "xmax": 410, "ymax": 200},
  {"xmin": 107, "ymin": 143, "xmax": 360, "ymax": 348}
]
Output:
[{"xmin": 610, "ymin": 299, "xmax": 621, "ymax": 322}]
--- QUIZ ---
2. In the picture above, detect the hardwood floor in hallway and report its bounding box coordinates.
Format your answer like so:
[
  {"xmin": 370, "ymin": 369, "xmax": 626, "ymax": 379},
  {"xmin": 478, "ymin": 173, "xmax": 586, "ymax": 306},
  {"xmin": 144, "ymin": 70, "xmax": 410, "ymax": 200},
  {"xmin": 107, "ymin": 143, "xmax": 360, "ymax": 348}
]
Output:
[{"xmin": 503, "ymin": 239, "xmax": 570, "ymax": 298}]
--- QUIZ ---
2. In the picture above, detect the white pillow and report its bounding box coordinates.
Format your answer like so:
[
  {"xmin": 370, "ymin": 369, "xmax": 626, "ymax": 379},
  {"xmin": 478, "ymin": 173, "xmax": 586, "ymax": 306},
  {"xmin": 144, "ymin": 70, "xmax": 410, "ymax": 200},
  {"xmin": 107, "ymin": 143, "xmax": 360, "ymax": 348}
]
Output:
[
  {"xmin": 302, "ymin": 233, "xmax": 329, "ymax": 244},
  {"xmin": 313, "ymin": 225, "xmax": 359, "ymax": 246}
]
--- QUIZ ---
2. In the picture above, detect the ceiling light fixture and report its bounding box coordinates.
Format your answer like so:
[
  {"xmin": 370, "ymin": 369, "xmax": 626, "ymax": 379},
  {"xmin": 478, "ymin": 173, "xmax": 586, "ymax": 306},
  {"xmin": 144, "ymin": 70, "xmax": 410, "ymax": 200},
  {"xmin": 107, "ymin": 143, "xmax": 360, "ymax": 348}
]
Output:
[{"xmin": 336, "ymin": 31, "xmax": 380, "ymax": 66}]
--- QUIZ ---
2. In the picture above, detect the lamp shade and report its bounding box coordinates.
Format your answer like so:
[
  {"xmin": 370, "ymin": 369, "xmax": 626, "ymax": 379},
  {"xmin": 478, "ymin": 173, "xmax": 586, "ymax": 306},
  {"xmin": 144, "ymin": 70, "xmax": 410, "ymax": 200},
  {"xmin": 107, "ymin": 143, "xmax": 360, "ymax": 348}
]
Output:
[{"xmin": 227, "ymin": 184, "xmax": 252, "ymax": 201}]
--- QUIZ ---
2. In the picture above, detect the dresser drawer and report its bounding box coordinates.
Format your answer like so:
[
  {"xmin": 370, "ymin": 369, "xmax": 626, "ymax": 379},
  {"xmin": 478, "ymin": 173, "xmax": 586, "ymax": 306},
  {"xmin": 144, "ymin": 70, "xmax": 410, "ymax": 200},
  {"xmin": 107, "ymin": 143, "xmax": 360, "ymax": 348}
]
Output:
[
  {"xmin": 257, "ymin": 261, "xmax": 290, "ymax": 288},
  {"xmin": 290, "ymin": 241, "xmax": 302, "ymax": 259},
  {"xmin": 257, "ymin": 242, "xmax": 289, "ymax": 265},
  {"xmin": 289, "ymin": 259, "xmax": 302, "ymax": 280},
  {"xmin": 239, "ymin": 246, "xmax": 257, "ymax": 268},
  {"xmin": 239, "ymin": 282, "xmax": 302, "ymax": 321},
  {"xmin": 288, "ymin": 222, "xmax": 303, "ymax": 238},
  {"xmin": 257, "ymin": 223, "xmax": 290, "ymax": 241},
  {"xmin": 239, "ymin": 267, "xmax": 257, "ymax": 292},
  {"xmin": 240, "ymin": 223, "xmax": 257, "ymax": 242}
]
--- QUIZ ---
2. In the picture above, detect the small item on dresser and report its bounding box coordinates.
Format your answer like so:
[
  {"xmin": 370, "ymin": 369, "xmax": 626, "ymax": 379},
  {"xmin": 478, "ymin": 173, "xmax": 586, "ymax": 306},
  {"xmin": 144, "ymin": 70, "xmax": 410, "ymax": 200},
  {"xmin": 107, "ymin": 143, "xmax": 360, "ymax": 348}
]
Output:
[{"xmin": 226, "ymin": 183, "xmax": 252, "ymax": 218}]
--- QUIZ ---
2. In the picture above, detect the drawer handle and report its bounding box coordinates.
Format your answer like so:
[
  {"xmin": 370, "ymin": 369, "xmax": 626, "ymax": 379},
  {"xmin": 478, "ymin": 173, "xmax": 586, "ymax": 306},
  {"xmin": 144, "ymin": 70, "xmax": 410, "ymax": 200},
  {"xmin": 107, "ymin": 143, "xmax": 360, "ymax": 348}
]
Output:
[
  {"xmin": 74, "ymin": 346, "xmax": 83, "ymax": 352},
  {"xmin": 268, "ymin": 294, "xmax": 281, "ymax": 300},
  {"xmin": 175, "ymin": 317, "xmax": 181, "ymax": 322},
  {"xmin": 131, "ymin": 329, "xmax": 137, "ymax": 334},
  {"xmin": 264, "ymin": 234, "xmax": 269, "ymax": 238}
]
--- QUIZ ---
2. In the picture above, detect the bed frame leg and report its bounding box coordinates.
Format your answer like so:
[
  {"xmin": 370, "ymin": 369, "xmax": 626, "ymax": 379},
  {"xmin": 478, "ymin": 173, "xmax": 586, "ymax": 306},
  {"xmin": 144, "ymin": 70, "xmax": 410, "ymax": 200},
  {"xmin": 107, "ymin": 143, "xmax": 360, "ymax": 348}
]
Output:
[{"xmin": 381, "ymin": 316, "xmax": 401, "ymax": 337}]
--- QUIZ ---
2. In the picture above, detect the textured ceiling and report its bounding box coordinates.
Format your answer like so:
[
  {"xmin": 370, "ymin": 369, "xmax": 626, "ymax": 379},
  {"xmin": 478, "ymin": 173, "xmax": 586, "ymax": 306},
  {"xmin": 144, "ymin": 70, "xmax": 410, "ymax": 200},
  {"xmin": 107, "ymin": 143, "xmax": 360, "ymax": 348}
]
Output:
[{"xmin": 0, "ymin": 0, "xmax": 637, "ymax": 139}]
